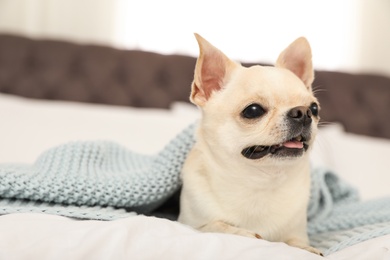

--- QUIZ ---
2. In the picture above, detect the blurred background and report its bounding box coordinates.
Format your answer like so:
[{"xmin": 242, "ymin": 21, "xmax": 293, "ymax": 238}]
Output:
[{"xmin": 0, "ymin": 0, "xmax": 389, "ymax": 76}]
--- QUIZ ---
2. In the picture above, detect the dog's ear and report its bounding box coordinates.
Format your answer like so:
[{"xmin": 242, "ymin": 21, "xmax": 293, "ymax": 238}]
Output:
[
  {"xmin": 190, "ymin": 33, "xmax": 238, "ymax": 106},
  {"xmin": 276, "ymin": 37, "xmax": 314, "ymax": 89}
]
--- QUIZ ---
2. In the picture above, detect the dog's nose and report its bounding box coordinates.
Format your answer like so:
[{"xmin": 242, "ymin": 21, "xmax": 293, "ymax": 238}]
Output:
[{"xmin": 288, "ymin": 106, "xmax": 312, "ymax": 126}]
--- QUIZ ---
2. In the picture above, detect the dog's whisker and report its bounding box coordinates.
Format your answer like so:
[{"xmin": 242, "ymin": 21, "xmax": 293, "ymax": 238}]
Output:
[
  {"xmin": 249, "ymin": 145, "xmax": 259, "ymax": 157},
  {"xmin": 318, "ymin": 121, "xmax": 337, "ymax": 127},
  {"xmin": 311, "ymin": 85, "xmax": 327, "ymax": 95}
]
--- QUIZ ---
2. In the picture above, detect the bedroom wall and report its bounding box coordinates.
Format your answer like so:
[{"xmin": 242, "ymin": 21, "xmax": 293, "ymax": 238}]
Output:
[
  {"xmin": 0, "ymin": 0, "xmax": 389, "ymax": 77},
  {"xmin": 0, "ymin": 0, "xmax": 117, "ymax": 46},
  {"xmin": 358, "ymin": 0, "xmax": 390, "ymax": 77}
]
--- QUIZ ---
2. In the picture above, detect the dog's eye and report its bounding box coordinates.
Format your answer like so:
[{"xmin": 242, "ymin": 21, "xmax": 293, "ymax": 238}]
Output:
[
  {"xmin": 309, "ymin": 102, "xmax": 319, "ymax": 117},
  {"xmin": 242, "ymin": 104, "xmax": 266, "ymax": 119}
]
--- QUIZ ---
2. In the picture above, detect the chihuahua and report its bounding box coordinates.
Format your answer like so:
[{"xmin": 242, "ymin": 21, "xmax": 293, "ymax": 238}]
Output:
[{"xmin": 178, "ymin": 34, "xmax": 321, "ymax": 255}]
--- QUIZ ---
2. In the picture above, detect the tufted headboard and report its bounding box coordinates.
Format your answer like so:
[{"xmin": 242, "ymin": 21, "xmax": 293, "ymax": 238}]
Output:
[
  {"xmin": 0, "ymin": 34, "xmax": 389, "ymax": 139},
  {"xmin": 0, "ymin": 34, "xmax": 195, "ymax": 108}
]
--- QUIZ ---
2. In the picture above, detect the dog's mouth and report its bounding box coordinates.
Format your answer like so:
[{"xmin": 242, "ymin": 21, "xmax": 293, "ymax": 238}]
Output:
[{"xmin": 241, "ymin": 135, "xmax": 309, "ymax": 160}]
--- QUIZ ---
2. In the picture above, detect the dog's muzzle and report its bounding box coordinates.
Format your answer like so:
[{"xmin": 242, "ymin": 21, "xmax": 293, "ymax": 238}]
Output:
[{"xmin": 242, "ymin": 106, "xmax": 313, "ymax": 160}]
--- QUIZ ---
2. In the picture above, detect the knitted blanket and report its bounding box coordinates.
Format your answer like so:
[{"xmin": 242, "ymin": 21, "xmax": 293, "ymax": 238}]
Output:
[{"xmin": 1, "ymin": 124, "xmax": 390, "ymax": 255}]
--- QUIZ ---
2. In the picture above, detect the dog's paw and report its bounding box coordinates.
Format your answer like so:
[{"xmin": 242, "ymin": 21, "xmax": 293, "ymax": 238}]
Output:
[
  {"xmin": 287, "ymin": 239, "xmax": 323, "ymax": 256},
  {"xmin": 301, "ymin": 246, "xmax": 323, "ymax": 256},
  {"xmin": 199, "ymin": 220, "xmax": 262, "ymax": 239},
  {"xmin": 232, "ymin": 228, "xmax": 262, "ymax": 239}
]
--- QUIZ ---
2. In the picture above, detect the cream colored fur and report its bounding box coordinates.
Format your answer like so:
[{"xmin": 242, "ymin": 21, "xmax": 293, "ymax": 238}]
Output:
[{"xmin": 178, "ymin": 34, "xmax": 321, "ymax": 255}]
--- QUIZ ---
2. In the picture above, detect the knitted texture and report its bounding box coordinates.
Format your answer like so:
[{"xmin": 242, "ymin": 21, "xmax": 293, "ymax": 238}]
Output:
[
  {"xmin": 0, "ymin": 124, "xmax": 196, "ymax": 215},
  {"xmin": 308, "ymin": 168, "xmax": 390, "ymax": 255},
  {"xmin": 1, "ymin": 123, "xmax": 390, "ymax": 255},
  {"xmin": 0, "ymin": 199, "xmax": 136, "ymax": 220},
  {"xmin": 309, "ymin": 196, "xmax": 390, "ymax": 254}
]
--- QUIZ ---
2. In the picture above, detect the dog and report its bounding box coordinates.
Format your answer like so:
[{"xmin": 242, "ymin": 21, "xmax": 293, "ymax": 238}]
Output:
[{"xmin": 178, "ymin": 34, "xmax": 322, "ymax": 255}]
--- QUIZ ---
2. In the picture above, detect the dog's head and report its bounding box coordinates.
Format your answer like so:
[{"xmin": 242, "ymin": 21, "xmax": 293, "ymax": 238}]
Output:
[{"xmin": 191, "ymin": 34, "xmax": 319, "ymax": 165}]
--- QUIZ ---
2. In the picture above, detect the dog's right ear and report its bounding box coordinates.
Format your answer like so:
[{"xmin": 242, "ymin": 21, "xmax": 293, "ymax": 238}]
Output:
[{"xmin": 190, "ymin": 34, "xmax": 238, "ymax": 106}]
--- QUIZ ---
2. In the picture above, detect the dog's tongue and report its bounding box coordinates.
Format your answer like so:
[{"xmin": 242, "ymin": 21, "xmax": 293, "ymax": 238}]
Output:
[{"xmin": 283, "ymin": 141, "xmax": 304, "ymax": 149}]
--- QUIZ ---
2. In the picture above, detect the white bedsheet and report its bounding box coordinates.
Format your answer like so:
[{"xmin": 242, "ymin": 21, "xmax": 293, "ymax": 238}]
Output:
[{"xmin": 1, "ymin": 213, "xmax": 389, "ymax": 260}]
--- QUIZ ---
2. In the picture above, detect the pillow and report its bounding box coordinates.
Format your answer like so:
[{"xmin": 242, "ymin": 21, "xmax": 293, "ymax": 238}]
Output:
[
  {"xmin": 311, "ymin": 124, "xmax": 390, "ymax": 200},
  {"xmin": 0, "ymin": 94, "xmax": 199, "ymax": 164}
]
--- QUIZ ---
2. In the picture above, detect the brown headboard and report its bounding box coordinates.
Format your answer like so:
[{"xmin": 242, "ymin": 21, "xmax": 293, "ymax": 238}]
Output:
[
  {"xmin": 1, "ymin": 34, "xmax": 389, "ymax": 139},
  {"xmin": 0, "ymin": 34, "xmax": 195, "ymax": 108}
]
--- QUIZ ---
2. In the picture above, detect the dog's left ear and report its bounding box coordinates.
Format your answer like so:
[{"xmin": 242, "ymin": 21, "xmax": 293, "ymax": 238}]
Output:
[{"xmin": 276, "ymin": 37, "xmax": 314, "ymax": 89}]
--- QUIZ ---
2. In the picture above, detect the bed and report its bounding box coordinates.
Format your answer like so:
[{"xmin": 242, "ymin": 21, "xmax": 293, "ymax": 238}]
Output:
[{"xmin": 1, "ymin": 34, "xmax": 390, "ymax": 259}]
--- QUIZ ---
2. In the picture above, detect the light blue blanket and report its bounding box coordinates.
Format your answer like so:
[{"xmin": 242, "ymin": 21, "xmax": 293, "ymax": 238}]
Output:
[{"xmin": 1, "ymin": 124, "xmax": 390, "ymax": 255}]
